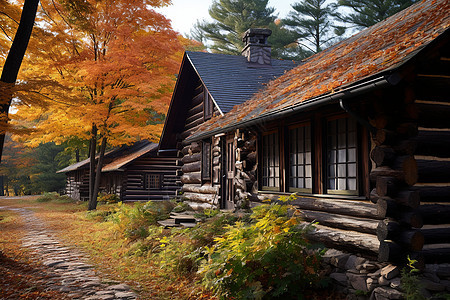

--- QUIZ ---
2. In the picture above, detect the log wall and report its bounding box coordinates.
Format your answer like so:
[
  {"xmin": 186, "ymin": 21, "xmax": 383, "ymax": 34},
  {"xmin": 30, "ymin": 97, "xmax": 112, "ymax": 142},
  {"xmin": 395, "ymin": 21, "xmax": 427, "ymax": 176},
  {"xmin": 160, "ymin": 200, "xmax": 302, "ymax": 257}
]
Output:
[
  {"xmin": 411, "ymin": 48, "xmax": 450, "ymax": 263},
  {"xmin": 177, "ymin": 80, "xmax": 220, "ymax": 207},
  {"xmin": 122, "ymin": 155, "xmax": 179, "ymax": 202}
]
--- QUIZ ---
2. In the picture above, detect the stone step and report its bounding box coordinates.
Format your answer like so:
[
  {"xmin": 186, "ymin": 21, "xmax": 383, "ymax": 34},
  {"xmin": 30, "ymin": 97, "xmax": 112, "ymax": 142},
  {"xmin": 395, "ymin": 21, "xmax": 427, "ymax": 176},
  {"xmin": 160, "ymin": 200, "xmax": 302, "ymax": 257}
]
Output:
[{"xmin": 157, "ymin": 219, "xmax": 181, "ymax": 228}]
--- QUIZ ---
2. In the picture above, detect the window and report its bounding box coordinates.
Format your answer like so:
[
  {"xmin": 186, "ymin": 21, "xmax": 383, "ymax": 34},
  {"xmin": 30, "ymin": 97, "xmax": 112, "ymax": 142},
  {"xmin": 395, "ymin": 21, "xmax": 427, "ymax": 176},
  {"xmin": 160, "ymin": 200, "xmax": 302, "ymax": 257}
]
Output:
[
  {"xmin": 289, "ymin": 124, "xmax": 312, "ymax": 192},
  {"xmin": 204, "ymin": 90, "xmax": 213, "ymax": 120},
  {"xmin": 261, "ymin": 131, "xmax": 280, "ymax": 190},
  {"xmin": 327, "ymin": 117, "xmax": 358, "ymax": 195},
  {"xmin": 144, "ymin": 174, "xmax": 161, "ymax": 190},
  {"xmin": 202, "ymin": 140, "xmax": 211, "ymax": 181}
]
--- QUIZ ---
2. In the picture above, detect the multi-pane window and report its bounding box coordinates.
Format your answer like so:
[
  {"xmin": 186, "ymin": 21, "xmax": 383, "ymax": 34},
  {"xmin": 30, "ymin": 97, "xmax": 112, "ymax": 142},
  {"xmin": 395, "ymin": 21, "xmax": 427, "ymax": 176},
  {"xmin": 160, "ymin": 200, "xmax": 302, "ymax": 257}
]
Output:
[
  {"xmin": 202, "ymin": 140, "xmax": 211, "ymax": 181},
  {"xmin": 144, "ymin": 174, "xmax": 161, "ymax": 190},
  {"xmin": 289, "ymin": 124, "xmax": 312, "ymax": 192},
  {"xmin": 262, "ymin": 131, "xmax": 280, "ymax": 190},
  {"xmin": 327, "ymin": 117, "xmax": 357, "ymax": 194}
]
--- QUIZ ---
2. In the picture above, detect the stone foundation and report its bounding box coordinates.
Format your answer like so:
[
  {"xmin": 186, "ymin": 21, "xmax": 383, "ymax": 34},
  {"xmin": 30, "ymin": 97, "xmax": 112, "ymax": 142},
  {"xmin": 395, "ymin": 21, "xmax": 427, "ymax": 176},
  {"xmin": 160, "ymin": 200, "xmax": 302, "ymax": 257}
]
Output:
[{"xmin": 323, "ymin": 249, "xmax": 450, "ymax": 299}]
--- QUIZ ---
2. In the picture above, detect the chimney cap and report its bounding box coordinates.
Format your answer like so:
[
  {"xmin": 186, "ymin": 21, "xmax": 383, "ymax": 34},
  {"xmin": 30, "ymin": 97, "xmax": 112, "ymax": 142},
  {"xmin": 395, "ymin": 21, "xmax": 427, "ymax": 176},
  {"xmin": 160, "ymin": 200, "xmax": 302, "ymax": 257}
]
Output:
[{"xmin": 242, "ymin": 28, "xmax": 272, "ymax": 45}]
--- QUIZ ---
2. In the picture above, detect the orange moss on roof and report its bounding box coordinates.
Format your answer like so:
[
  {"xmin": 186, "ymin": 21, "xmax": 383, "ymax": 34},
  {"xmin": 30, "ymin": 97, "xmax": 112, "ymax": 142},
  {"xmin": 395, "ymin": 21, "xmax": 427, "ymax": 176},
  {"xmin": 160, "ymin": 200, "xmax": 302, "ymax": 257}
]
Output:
[{"xmin": 190, "ymin": 0, "xmax": 450, "ymax": 138}]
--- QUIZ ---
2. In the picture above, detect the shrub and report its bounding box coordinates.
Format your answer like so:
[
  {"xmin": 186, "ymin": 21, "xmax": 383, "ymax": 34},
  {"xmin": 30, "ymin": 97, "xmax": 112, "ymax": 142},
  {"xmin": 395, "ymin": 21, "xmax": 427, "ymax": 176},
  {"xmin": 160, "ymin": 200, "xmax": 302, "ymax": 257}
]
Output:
[
  {"xmin": 36, "ymin": 192, "xmax": 60, "ymax": 202},
  {"xmin": 97, "ymin": 193, "xmax": 120, "ymax": 204},
  {"xmin": 198, "ymin": 195, "xmax": 325, "ymax": 299},
  {"xmin": 109, "ymin": 201, "xmax": 174, "ymax": 241},
  {"xmin": 37, "ymin": 192, "xmax": 75, "ymax": 203},
  {"xmin": 401, "ymin": 256, "xmax": 426, "ymax": 300}
]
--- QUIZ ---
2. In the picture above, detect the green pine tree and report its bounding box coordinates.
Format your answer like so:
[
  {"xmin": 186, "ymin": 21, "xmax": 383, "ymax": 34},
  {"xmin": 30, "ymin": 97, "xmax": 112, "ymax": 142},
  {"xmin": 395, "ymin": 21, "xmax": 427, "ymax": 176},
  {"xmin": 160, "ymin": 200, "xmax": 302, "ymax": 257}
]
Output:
[
  {"xmin": 192, "ymin": 0, "xmax": 299, "ymax": 59},
  {"xmin": 283, "ymin": 0, "xmax": 343, "ymax": 54},
  {"xmin": 335, "ymin": 0, "xmax": 419, "ymax": 29}
]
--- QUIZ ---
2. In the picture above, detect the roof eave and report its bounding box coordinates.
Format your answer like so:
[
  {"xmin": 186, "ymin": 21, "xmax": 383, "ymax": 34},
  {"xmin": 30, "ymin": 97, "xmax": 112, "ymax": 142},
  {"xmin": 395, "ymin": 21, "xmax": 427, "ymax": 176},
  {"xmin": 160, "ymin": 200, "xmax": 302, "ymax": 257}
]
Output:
[{"xmin": 185, "ymin": 73, "xmax": 398, "ymax": 143}]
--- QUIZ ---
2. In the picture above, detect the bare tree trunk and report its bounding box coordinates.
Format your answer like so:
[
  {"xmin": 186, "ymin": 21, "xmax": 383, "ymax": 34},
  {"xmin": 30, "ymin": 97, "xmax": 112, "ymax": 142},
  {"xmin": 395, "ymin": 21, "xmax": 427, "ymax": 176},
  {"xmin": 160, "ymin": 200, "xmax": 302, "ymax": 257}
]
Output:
[
  {"xmin": 0, "ymin": 0, "xmax": 39, "ymax": 162},
  {"xmin": 89, "ymin": 124, "xmax": 97, "ymax": 202},
  {"xmin": 88, "ymin": 136, "xmax": 107, "ymax": 211}
]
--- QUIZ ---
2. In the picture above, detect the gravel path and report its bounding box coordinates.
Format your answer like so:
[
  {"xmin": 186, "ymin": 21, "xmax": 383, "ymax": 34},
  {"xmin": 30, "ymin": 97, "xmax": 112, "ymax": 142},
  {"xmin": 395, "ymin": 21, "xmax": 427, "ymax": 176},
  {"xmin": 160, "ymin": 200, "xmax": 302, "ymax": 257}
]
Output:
[{"xmin": 0, "ymin": 206, "xmax": 138, "ymax": 300}]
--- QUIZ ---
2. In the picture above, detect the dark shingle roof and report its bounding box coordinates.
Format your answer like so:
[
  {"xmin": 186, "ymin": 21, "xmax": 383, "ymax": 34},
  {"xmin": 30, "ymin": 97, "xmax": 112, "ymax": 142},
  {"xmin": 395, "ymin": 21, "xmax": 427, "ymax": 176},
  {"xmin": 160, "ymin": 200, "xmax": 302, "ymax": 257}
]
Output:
[
  {"xmin": 187, "ymin": 0, "xmax": 450, "ymax": 141},
  {"xmin": 185, "ymin": 51, "xmax": 297, "ymax": 114},
  {"xmin": 57, "ymin": 141, "xmax": 158, "ymax": 173}
]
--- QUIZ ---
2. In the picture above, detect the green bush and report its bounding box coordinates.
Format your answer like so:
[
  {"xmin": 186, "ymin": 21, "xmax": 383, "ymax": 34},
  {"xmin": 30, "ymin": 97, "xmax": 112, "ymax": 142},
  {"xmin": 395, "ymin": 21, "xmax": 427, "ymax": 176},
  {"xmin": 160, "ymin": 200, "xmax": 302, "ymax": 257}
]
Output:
[
  {"xmin": 109, "ymin": 201, "xmax": 174, "ymax": 241},
  {"xmin": 36, "ymin": 192, "xmax": 75, "ymax": 203},
  {"xmin": 198, "ymin": 195, "xmax": 325, "ymax": 300}
]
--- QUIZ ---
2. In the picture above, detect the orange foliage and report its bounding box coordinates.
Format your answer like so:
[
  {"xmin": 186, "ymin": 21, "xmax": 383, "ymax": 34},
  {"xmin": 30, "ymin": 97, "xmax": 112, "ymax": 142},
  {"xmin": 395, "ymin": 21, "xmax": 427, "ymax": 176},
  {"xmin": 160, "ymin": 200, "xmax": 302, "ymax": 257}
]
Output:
[{"xmin": 10, "ymin": 0, "xmax": 183, "ymax": 147}]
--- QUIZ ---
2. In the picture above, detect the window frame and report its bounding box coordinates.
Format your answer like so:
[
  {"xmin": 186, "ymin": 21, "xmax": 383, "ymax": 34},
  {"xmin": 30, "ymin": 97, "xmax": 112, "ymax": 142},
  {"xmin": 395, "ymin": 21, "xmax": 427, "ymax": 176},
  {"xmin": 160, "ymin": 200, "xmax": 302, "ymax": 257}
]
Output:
[
  {"xmin": 287, "ymin": 122, "xmax": 313, "ymax": 193},
  {"xmin": 203, "ymin": 89, "xmax": 213, "ymax": 121},
  {"xmin": 260, "ymin": 130, "xmax": 281, "ymax": 192},
  {"xmin": 201, "ymin": 139, "xmax": 212, "ymax": 181},
  {"xmin": 143, "ymin": 173, "xmax": 162, "ymax": 190},
  {"xmin": 325, "ymin": 115, "xmax": 359, "ymax": 196},
  {"xmin": 257, "ymin": 113, "xmax": 365, "ymax": 198}
]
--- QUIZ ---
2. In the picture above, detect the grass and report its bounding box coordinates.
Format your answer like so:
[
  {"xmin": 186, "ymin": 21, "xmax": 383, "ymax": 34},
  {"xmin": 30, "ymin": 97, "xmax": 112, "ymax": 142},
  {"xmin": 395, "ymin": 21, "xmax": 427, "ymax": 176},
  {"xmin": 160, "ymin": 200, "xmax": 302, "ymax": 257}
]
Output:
[{"xmin": 0, "ymin": 196, "xmax": 212, "ymax": 299}]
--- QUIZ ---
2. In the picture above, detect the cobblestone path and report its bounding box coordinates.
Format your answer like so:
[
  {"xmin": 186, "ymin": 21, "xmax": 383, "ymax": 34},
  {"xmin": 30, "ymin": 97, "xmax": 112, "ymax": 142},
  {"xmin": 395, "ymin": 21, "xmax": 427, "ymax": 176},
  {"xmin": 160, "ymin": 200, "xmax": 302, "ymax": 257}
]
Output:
[{"xmin": 0, "ymin": 206, "xmax": 138, "ymax": 300}]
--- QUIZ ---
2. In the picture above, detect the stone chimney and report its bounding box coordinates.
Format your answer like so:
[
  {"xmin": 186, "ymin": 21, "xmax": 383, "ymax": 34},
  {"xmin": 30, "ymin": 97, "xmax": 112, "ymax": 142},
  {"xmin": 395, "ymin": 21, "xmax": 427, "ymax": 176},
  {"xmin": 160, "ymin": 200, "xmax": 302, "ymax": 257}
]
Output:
[{"xmin": 241, "ymin": 28, "xmax": 272, "ymax": 65}]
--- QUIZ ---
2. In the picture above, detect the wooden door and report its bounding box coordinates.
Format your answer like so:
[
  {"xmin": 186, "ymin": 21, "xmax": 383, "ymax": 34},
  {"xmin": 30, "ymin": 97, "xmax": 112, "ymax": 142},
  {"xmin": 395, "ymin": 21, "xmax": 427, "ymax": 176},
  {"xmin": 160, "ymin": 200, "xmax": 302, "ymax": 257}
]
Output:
[{"xmin": 221, "ymin": 135, "xmax": 235, "ymax": 209}]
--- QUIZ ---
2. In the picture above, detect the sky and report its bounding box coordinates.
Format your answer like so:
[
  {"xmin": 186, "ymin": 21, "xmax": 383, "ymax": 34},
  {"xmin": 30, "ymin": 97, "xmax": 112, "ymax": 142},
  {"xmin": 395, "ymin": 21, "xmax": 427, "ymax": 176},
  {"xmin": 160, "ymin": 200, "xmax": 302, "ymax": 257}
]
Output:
[{"xmin": 157, "ymin": 0, "xmax": 296, "ymax": 36}]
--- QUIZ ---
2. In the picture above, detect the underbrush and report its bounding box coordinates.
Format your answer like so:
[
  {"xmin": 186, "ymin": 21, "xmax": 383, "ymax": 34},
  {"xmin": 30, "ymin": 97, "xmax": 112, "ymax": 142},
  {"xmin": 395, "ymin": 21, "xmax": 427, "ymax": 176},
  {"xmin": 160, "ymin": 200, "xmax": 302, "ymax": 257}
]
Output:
[
  {"xmin": 88, "ymin": 196, "xmax": 326, "ymax": 299},
  {"xmin": 36, "ymin": 192, "xmax": 75, "ymax": 203}
]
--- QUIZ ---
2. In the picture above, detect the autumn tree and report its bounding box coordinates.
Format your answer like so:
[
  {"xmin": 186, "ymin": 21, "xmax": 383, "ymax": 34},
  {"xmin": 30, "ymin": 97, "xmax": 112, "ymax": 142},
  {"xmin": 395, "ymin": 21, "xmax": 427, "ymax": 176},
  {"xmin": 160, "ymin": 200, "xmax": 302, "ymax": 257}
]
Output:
[
  {"xmin": 13, "ymin": 0, "xmax": 183, "ymax": 209},
  {"xmin": 284, "ymin": 0, "xmax": 344, "ymax": 54},
  {"xmin": 334, "ymin": 0, "xmax": 418, "ymax": 29}
]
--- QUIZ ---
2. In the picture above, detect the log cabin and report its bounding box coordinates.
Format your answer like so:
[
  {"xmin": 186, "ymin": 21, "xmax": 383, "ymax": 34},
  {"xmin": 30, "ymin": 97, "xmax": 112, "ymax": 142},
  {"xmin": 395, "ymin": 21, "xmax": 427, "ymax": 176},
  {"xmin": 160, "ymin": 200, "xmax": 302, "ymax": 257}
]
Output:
[
  {"xmin": 178, "ymin": 0, "xmax": 450, "ymax": 264},
  {"xmin": 158, "ymin": 32, "xmax": 298, "ymax": 209},
  {"xmin": 58, "ymin": 140, "xmax": 179, "ymax": 202}
]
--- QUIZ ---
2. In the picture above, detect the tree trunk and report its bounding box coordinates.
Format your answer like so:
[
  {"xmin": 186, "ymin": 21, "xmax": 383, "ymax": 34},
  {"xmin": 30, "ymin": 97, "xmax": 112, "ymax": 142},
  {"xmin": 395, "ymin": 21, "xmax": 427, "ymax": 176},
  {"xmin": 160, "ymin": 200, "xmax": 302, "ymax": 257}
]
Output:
[
  {"xmin": 0, "ymin": 0, "xmax": 39, "ymax": 161},
  {"xmin": 89, "ymin": 125, "xmax": 97, "ymax": 202},
  {"xmin": 88, "ymin": 136, "xmax": 106, "ymax": 211}
]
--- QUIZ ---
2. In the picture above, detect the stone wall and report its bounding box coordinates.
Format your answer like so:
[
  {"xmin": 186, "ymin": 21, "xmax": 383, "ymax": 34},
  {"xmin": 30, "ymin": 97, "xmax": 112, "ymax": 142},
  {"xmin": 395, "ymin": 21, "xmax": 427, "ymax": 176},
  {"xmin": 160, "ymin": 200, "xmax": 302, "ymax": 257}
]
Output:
[{"xmin": 323, "ymin": 248, "xmax": 450, "ymax": 299}]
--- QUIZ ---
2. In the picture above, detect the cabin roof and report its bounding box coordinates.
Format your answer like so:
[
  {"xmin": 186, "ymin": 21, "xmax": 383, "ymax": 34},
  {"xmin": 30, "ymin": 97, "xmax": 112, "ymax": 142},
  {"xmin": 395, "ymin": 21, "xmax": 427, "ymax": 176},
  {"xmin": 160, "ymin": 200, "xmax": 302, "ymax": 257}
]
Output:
[
  {"xmin": 57, "ymin": 141, "xmax": 158, "ymax": 173},
  {"xmin": 102, "ymin": 142, "xmax": 158, "ymax": 172},
  {"xmin": 158, "ymin": 50, "xmax": 297, "ymax": 150},
  {"xmin": 187, "ymin": 0, "xmax": 450, "ymax": 141},
  {"xmin": 185, "ymin": 51, "xmax": 298, "ymax": 114}
]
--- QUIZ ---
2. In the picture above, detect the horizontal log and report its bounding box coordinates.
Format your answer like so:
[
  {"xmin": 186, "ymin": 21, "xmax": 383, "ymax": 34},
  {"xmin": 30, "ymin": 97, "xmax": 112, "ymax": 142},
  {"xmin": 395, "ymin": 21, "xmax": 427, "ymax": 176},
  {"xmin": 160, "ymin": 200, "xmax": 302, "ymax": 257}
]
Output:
[
  {"xmin": 412, "ymin": 185, "xmax": 450, "ymax": 203},
  {"xmin": 378, "ymin": 241, "xmax": 425, "ymax": 268},
  {"xmin": 417, "ymin": 101, "xmax": 450, "ymax": 129},
  {"xmin": 182, "ymin": 184, "xmax": 218, "ymax": 195},
  {"xmin": 419, "ymin": 204, "xmax": 450, "ymax": 225},
  {"xmin": 422, "ymin": 226, "xmax": 450, "ymax": 244},
  {"xmin": 416, "ymin": 159, "xmax": 450, "ymax": 183},
  {"xmin": 181, "ymin": 142, "xmax": 201, "ymax": 155},
  {"xmin": 181, "ymin": 153, "xmax": 201, "ymax": 164},
  {"xmin": 285, "ymin": 196, "xmax": 379, "ymax": 219},
  {"xmin": 181, "ymin": 161, "xmax": 201, "ymax": 173},
  {"xmin": 392, "ymin": 139, "xmax": 416, "ymax": 155},
  {"xmin": 376, "ymin": 176, "xmax": 399, "ymax": 197},
  {"xmin": 191, "ymin": 91, "xmax": 204, "ymax": 106},
  {"xmin": 307, "ymin": 224, "xmax": 379, "ymax": 254},
  {"xmin": 414, "ymin": 130, "xmax": 450, "ymax": 158},
  {"xmin": 371, "ymin": 146, "xmax": 396, "ymax": 167},
  {"xmin": 184, "ymin": 116, "xmax": 204, "ymax": 132},
  {"xmin": 299, "ymin": 210, "xmax": 378, "ymax": 234},
  {"xmin": 377, "ymin": 199, "xmax": 423, "ymax": 228},
  {"xmin": 183, "ymin": 200, "xmax": 217, "ymax": 211},
  {"xmin": 421, "ymin": 246, "xmax": 450, "ymax": 264},
  {"xmin": 185, "ymin": 110, "xmax": 203, "ymax": 126},
  {"xmin": 392, "ymin": 156, "xmax": 418, "ymax": 186},
  {"xmin": 376, "ymin": 221, "xmax": 424, "ymax": 251},
  {"xmin": 370, "ymin": 167, "xmax": 411, "ymax": 186},
  {"xmin": 182, "ymin": 192, "xmax": 218, "ymax": 204},
  {"xmin": 180, "ymin": 172, "xmax": 201, "ymax": 184}
]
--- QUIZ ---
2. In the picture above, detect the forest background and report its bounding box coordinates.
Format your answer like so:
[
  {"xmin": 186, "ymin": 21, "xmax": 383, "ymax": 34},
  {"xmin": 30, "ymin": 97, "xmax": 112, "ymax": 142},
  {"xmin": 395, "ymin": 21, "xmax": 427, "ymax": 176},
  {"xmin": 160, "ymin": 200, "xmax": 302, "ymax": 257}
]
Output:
[{"xmin": 0, "ymin": 0, "xmax": 418, "ymax": 197}]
